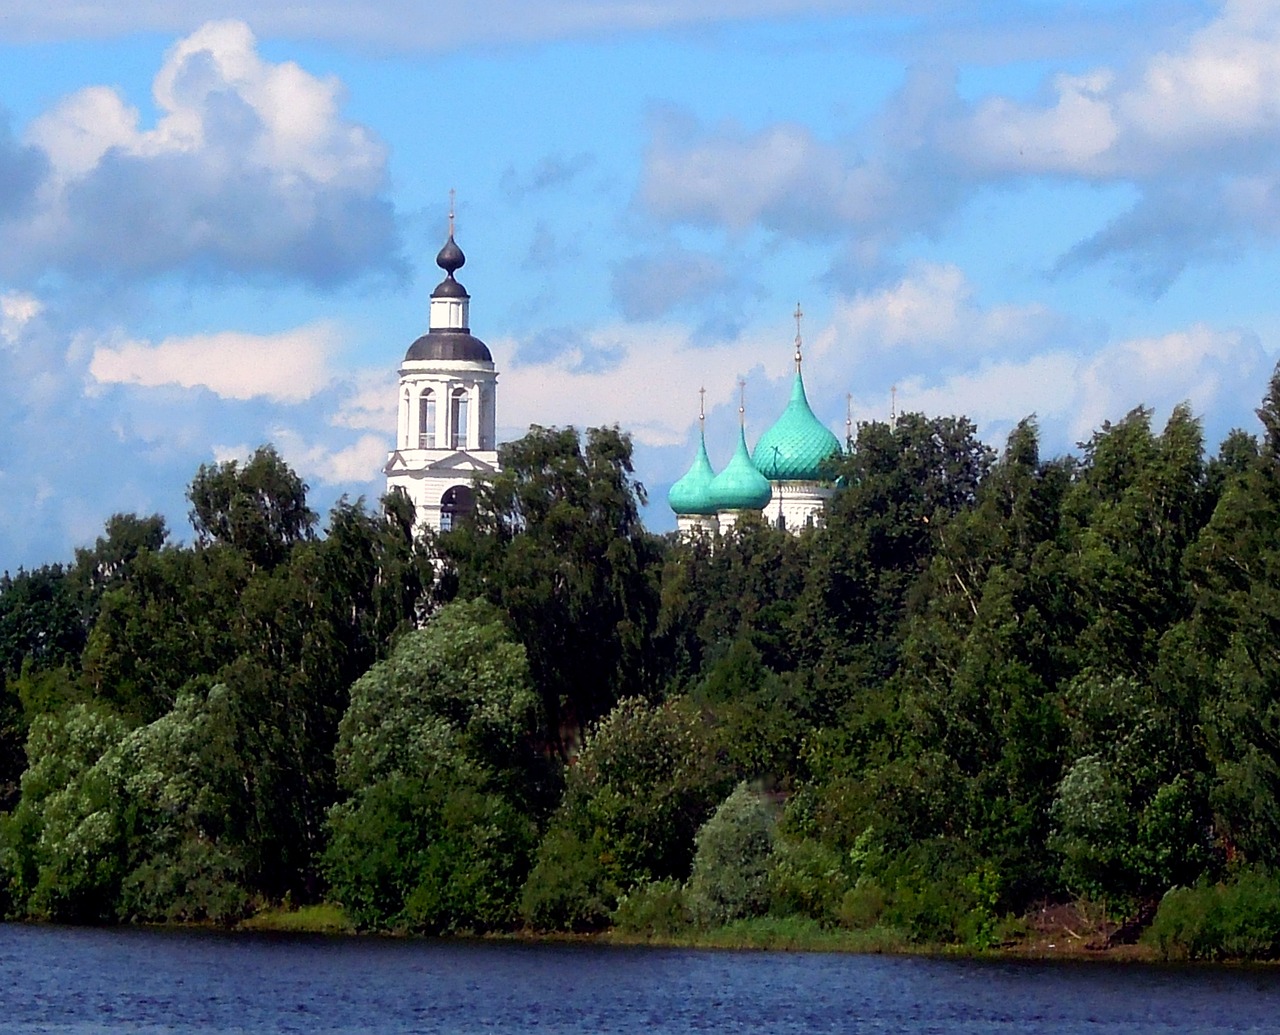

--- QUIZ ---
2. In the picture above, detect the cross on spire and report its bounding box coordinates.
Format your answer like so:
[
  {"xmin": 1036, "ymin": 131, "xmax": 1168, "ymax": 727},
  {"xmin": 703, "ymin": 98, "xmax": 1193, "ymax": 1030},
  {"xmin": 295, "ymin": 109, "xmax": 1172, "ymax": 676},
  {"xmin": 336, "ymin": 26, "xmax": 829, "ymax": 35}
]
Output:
[
  {"xmin": 738, "ymin": 377, "xmax": 746, "ymax": 428},
  {"xmin": 698, "ymin": 385, "xmax": 706, "ymax": 422},
  {"xmin": 448, "ymin": 188, "xmax": 456, "ymax": 236},
  {"xmin": 793, "ymin": 302, "xmax": 804, "ymax": 371}
]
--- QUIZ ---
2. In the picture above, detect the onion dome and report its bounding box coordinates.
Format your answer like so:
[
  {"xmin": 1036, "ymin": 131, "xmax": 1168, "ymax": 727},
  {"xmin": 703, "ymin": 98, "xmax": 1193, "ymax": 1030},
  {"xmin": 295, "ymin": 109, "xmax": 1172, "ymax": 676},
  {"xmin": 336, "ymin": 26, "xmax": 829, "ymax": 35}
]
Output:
[
  {"xmin": 668, "ymin": 430, "xmax": 718, "ymax": 516},
  {"xmin": 709, "ymin": 425, "xmax": 773, "ymax": 512},
  {"xmin": 752, "ymin": 370, "xmax": 841, "ymax": 480},
  {"xmin": 437, "ymin": 234, "xmax": 465, "ymax": 276},
  {"xmin": 752, "ymin": 306, "xmax": 840, "ymax": 481}
]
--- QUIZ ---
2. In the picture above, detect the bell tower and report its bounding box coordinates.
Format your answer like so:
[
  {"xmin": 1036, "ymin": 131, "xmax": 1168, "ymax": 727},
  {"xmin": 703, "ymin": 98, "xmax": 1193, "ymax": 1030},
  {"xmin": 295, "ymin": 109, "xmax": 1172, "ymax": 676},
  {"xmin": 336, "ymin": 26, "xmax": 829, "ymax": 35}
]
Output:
[{"xmin": 384, "ymin": 208, "xmax": 499, "ymax": 533}]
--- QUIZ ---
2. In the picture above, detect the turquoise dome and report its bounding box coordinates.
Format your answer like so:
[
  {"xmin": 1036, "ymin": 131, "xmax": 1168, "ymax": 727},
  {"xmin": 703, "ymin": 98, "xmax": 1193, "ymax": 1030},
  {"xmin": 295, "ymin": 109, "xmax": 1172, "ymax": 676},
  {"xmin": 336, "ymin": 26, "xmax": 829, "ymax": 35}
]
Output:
[
  {"xmin": 752, "ymin": 371, "xmax": 842, "ymax": 481},
  {"xmin": 668, "ymin": 432, "xmax": 718, "ymax": 516},
  {"xmin": 709, "ymin": 426, "xmax": 773, "ymax": 512}
]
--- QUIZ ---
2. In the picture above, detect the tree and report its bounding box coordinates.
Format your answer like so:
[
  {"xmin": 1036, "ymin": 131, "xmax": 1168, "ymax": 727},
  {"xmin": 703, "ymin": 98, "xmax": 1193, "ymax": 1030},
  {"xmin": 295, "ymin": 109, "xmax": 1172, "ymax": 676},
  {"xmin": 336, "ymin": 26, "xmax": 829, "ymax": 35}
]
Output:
[
  {"xmin": 521, "ymin": 696, "xmax": 731, "ymax": 930},
  {"xmin": 325, "ymin": 599, "xmax": 543, "ymax": 932},
  {"xmin": 187, "ymin": 446, "xmax": 316, "ymax": 570},
  {"xmin": 439, "ymin": 425, "xmax": 663, "ymax": 754},
  {"xmin": 685, "ymin": 783, "xmax": 776, "ymax": 927}
]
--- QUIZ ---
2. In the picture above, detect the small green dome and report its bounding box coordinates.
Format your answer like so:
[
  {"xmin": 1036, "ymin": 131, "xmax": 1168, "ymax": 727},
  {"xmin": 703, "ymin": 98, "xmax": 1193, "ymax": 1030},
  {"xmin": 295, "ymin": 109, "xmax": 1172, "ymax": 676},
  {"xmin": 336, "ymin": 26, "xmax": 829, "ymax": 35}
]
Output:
[
  {"xmin": 668, "ymin": 433, "xmax": 718, "ymax": 516},
  {"xmin": 709, "ymin": 426, "xmax": 773, "ymax": 512},
  {"xmin": 752, "ymin": 371, "xmax": 842, "ymax": 481}
]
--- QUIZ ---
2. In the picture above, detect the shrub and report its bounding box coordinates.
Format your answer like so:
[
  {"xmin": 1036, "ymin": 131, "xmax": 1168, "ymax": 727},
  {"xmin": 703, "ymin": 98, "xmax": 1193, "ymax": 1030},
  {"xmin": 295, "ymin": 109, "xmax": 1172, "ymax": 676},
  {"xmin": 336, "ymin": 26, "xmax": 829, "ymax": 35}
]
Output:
[
  {"xmin": 768, "ymin": 837, "xmax": 851, "ymax": 924},
  {"xmin": 1148, "ymin": 868, "xmax": 1280, "ymax": 961},
  {"xmin": 612, "ymin": 879, "xmax": 690, "ymax": 937},
  {"xmin": 686, "ymin": 783, "xmax": 775, "ymax": 928},
  {"xmin": 520, "ymin": 826, "xmax": 612, "ymax": 932}
]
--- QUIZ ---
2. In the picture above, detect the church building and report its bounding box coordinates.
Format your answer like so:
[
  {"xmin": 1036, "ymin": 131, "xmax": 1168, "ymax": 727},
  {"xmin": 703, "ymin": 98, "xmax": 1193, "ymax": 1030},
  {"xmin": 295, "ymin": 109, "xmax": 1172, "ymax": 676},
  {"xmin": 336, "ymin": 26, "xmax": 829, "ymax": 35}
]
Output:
[
  {"xmin": 384, "ymin": 221, "xmax": 499, "ymax": 532},
  {"xmin": 668, "ymin": 309, "xmax": 843, "ymax": 534}
]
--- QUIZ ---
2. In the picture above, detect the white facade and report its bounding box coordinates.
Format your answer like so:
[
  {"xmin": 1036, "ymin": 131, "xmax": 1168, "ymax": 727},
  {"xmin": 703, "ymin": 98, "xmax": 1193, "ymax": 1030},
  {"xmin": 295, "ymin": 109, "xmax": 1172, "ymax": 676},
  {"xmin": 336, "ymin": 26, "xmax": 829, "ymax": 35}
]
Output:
[{"xmin": 761, "ymin": 481, "xmax": 833, "ymax": 532}]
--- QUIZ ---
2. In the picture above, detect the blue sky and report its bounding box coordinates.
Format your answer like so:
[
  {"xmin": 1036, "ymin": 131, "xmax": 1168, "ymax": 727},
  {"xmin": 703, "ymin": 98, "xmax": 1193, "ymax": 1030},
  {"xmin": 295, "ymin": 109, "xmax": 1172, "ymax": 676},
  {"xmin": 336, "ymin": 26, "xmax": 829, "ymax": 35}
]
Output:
[{"xmin": 3, "ymin": 0, "xmax": 1278, "ymax": 569}]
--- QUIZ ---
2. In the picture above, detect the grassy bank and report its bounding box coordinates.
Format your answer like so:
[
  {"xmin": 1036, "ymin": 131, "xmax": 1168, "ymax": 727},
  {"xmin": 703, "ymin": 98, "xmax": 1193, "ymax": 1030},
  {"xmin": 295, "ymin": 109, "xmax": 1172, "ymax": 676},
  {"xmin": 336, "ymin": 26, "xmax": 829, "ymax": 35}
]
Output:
[{"xmin": 238, "ymin": 902, "xmax": 353, "ymax": 934}]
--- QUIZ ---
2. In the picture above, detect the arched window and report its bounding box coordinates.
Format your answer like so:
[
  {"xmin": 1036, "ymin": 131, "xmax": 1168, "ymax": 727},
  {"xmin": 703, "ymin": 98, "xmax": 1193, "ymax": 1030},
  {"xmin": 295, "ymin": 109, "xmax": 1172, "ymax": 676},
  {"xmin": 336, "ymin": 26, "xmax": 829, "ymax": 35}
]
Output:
[
  {"xmin": 418, "ymin": 388, "xmax": 436, "ymax": 449},
  {"xmin": 440, "ymin": 484, "xmax": 475, "ymax": 532},
  {"xmin": 451, "ymin": 387, "xmax": 469, "ymax": 450}
]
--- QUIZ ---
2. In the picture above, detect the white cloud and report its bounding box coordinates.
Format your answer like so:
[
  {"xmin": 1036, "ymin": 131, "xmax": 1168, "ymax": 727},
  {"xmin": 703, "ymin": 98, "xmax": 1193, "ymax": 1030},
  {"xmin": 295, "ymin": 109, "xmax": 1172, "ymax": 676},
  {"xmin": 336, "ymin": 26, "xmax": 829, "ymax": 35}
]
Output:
[
  {"xmin": 884, "ymin": 322, "xmax": 1271, "ymax": 453},
  {"xmin": 7, "ymin": 20, "xmax": 399, "ymax": 285},
  {"xmin": 955, "ymin": 3, "xmax": 1280, "ymax": 177},
  {"xmin": 262, "ymin": 428, "xmax": 388, "ymax": 486},
  {"xmin": 330, "ymin": 370, "xmax": 396, "ymax": 431},
  {"xmin": 499, "ymin": 324, "xmax": 794, "ymax": 448},
  {"xmin": 0, "ymin": 292, "xmax": 42, "ymax": 348},
  {"xmin": 89, "ymin": 323, "xmax": 339, "ymax": 402},
  {"xmin": 1070, "ymin": 323, "xmax": 1269, "ymax": 441},
  {"xmin": 832, "ymin": 263, "xmax": 1057, "ymax": 355}
]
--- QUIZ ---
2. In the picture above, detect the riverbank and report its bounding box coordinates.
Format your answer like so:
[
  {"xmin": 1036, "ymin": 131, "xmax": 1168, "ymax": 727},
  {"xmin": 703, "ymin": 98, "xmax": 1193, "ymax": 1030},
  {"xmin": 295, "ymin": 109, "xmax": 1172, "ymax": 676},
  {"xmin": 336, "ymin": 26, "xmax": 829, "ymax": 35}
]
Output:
[{"xmin": 236, "ymin": 900, "xmax": 1160, "ymax": 961}]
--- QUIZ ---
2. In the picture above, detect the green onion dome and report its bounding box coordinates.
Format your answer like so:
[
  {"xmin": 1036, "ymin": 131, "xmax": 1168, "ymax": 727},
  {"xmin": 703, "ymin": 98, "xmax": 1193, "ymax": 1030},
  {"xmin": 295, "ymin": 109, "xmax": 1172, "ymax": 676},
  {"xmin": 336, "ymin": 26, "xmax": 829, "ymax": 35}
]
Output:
[
  {"xmin": 709, "ymin": 425, "xmax": 773, "ymax": 512},
  {"xmin": 752, "ymin": 370, "xmax": 842, "ymax": 481},
  {"xmin": 668, "ymin": 432, "xmax": 718, "ymax": 516}
]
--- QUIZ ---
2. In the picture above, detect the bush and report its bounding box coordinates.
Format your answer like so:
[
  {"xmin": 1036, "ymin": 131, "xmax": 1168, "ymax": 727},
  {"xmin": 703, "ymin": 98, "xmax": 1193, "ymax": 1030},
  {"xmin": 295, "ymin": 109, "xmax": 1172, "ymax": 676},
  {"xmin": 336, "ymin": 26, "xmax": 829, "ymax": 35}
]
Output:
[
  {"xmin": 768, "ymin": 837, "xmax": 851, "ymax": 924},
  {"xmin": 612, "ymin": 879, "xmax": 690, "ymax": 937},
  {"xmin": 520, "ymin": 826, "xmax": 612, "ymax": 932},
  {"xmin": 686, "ymin": 783, "xmax": 775, "ymax": 928},
  {"xmin": 1148, "ymin": 868, "xmax": 1280, "ymax": 960}
]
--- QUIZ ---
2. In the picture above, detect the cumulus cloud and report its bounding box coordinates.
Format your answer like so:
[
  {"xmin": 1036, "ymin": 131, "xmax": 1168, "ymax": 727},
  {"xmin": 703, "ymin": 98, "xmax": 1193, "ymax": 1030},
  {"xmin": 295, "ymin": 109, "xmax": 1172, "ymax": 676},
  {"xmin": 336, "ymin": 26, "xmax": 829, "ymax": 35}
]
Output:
[
  {"xmin": 4, "ymin": 20, "xmax": 401, "ymax": 286},
  {"xmin": 330, "ymin": 370, "xmax": 396, "ymax": 431},
  {"xmin": 887, "ymin": 322, "xmax": 1272, "ymax": 454},
  {"xmin": 637, "ymin": 2, "xmax": 1280, "ymax": 294},
  {"xmin": 89, "ymin": 323, "xmax": 339, "ymax": 402},
  {"xmin": 500, "ymin": 322, "xmax": 798, "ymax": 448},
  {"xmin": 639, "ymin": 72, "xmax": 970, "ymax": 276},
  {"xmin": 0, "ymin": 291, "xmax": 41, "ymax": 348},
  {"xmin": 832, "ymin": 263, "xmax": 1059, "ymax": 357}
]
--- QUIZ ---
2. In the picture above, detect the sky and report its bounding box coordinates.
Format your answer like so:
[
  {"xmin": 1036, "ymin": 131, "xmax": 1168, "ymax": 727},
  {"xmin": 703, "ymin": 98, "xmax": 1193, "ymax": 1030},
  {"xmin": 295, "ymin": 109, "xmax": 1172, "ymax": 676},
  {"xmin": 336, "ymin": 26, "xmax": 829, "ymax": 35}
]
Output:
[{"xmin": 3, "ymin": 0, "xmax": 1280, "ymax": 569}]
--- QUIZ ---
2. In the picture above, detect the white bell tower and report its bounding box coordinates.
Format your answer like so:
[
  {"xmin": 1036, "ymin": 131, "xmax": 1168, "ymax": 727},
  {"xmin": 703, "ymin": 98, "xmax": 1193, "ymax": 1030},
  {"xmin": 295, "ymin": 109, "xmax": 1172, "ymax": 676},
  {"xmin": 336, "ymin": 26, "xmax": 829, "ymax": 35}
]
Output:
[{"xmin": 384, "ymin": 207, "xmax": 499, "ymax": 533}]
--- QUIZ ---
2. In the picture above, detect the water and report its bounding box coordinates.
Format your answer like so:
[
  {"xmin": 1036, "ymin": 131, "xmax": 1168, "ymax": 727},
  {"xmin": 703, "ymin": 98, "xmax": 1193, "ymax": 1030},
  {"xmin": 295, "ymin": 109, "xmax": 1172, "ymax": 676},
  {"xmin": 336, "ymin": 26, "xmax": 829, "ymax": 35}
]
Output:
[{"xmin": 2, "ymin": 924, "xmax": 1279, "ymax": 1033}]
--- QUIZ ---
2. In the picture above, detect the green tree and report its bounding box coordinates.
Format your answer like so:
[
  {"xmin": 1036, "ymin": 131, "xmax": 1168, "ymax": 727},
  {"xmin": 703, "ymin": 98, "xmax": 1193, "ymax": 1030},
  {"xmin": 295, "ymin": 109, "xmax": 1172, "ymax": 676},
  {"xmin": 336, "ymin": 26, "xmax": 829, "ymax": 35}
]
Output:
[
  {"xmin": 325, "ymin": 599, "xmax": 542, "ymax": 932},
  {"xmin": 187, "ymin": 445, "xmax": 316, "ymax": 571},
  {"xmin": 439, "ymin": 425, "xmax": 663, "ymax": 754},
  {"xmin": 521, "ymin": 696, "xmax": 731, "ymax": 930}
]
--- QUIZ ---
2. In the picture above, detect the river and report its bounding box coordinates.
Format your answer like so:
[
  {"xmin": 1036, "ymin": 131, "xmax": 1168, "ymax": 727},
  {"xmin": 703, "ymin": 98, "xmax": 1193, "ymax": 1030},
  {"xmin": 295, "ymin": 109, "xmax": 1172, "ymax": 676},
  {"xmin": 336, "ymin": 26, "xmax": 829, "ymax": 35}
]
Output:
[{"xmin": 2, "ymin": 923, "xmax": 1279, "ymax": 1033}]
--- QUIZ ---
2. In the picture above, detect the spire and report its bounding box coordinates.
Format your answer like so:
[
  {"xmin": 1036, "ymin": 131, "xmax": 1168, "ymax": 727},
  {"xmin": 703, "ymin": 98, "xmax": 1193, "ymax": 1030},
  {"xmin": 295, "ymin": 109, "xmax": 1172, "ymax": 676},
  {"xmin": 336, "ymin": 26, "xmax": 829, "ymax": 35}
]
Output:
[{"xmin": 846, "ymin": 392, "xmax": 853, "ymax": 451}]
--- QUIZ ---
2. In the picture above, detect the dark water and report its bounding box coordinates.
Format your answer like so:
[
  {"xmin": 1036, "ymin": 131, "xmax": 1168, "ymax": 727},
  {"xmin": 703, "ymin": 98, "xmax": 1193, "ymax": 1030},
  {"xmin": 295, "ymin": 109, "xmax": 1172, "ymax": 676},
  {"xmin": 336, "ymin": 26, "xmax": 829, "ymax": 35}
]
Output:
[{"xmin": 2, "ymin": 924, "xmax": 1280, "ymax": 1033}]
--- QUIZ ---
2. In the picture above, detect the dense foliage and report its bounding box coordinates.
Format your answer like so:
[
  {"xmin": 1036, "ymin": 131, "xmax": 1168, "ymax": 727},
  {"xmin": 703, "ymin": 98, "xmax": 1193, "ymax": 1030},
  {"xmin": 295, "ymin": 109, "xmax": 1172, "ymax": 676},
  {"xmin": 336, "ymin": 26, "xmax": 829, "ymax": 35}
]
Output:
[{"xmin": 8, "ymin": 375, "xmax": 1280, "ymax": 957}]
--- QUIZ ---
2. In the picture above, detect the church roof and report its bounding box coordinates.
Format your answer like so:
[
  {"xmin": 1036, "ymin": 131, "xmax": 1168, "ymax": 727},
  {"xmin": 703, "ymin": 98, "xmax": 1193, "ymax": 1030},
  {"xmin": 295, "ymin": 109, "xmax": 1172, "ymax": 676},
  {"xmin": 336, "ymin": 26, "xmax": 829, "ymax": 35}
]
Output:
[
  {"xmin": 752, "ymin": 369, "xmax": 841, "ymax": 481},
  {"xmin": 405, "ymin": 330, "xmax": 492, "ymax": 363},
  {"xmin": 668, "ymin": 431, "xmax": 718, "ymax": 516},
  {"xmin": 709, "ymin": 425, "xmax": 773, "ymax": 512}
]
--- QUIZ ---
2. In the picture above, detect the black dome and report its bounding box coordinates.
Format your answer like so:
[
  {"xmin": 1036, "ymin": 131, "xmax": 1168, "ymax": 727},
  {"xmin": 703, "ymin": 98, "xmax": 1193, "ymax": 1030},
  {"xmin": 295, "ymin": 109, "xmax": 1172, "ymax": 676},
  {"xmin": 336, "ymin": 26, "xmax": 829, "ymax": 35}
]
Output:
[
  {"xmin": 405, "ymin": 329, "xmax": 492, "ymax": 363},
  {"xmin": 431, "ymin": 276, "xmax": 469, "ymax": 299},
  {"xmin": 437, "ymin": 234, "xmax": 465, "ymax": 275}
]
